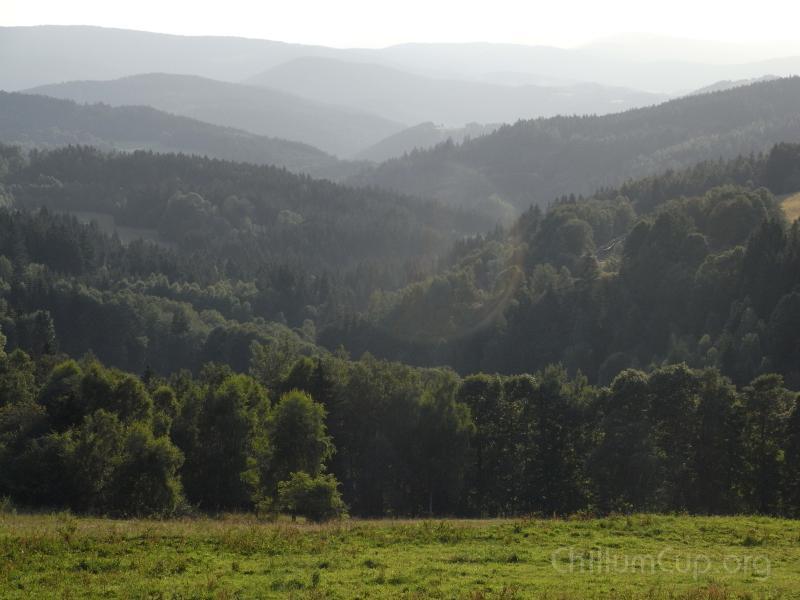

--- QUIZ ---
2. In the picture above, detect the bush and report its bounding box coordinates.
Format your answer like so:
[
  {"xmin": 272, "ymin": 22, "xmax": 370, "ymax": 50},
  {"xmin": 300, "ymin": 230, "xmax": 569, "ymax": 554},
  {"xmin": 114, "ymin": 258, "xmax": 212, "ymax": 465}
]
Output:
[{"xmin": 277, "ymin": 471, "xmax": 347, "ymax": 522}]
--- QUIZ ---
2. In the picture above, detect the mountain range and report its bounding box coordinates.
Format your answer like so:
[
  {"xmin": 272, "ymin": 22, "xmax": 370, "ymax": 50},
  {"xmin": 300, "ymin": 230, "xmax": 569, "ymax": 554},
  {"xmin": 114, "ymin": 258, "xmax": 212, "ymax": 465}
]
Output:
[
  {"xmin": 0, "ymin": 91, "xmax": 362, "ymax": 179},
  {"xmin": 26, "ymin": 74, "xmax": 403, "ymax": 157},
  {"xmin": 4, "ymin": 25, "xmax": 800, "ymax": 94},
  {"xmin": 246, "ymin": 57, "xmax": 668, "ymax": 125}
]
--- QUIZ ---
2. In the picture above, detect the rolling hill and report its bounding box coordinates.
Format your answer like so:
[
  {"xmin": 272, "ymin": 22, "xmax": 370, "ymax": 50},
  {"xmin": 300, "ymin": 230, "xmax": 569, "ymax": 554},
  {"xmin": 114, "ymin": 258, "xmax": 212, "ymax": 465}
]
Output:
[
  {"xmin": 26, "ymin": 74, "xmax": 404, "ymax": 157},
  {"xmin": 352, "ymin": 77, "xmax": 800, "ymax": 215},
  {"xmin": 376, "ymin": 41, "xmax": 800, "ymax": 93},
  {"xmin": 0, "ymin": 91, "xmax": 362, "ymax": 179},
  {"xmin": 0, "ymin": 25, "xmax": 347, "ymax": 90},
  {"xmin": 355, "ymin": 122, "xmax": 501, "ymax": 163},
  {"xmin": 247, "ymin": 57, "xmax": 668, "ymax": 125},
  {"xmin": 689, "ymin": 75, "xmax": 780, "ymax": 95}
]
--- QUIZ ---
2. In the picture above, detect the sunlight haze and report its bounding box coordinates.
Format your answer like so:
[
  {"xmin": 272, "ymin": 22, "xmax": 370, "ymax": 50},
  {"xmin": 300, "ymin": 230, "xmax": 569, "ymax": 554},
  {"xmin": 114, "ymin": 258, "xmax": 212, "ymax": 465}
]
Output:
[{"xmin": 4, "ymin": 0, "xmax": 800, "ymax": 53}]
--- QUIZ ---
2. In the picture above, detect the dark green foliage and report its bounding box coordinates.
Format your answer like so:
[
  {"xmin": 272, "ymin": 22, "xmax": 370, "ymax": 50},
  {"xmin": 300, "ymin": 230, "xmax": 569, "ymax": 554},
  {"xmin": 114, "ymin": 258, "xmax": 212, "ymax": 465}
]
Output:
[
  {"xmin": 1, "ymin": 135, "xmax": 800, "ymax": 521},
  {"xmin": 590, "ymin": 370, "xmax": 659, "ymax": 512},
  {"xmin": 327, "ymin": 176, "xmax": 800, "ymax": 389},
  {"xmin": 7, "ymin": 144, "xmax": 489, "ymax": 275},
  {"xmin": 0, "ymin": 142, "xmax": 493, "ymax": 376},
  {"xmin": 740, "ymin": 374, "xmax": 795, "ymax": 513},
  {"xmin": 178, "ymin": 372, "xmax": 269, "ymax": 511},
  {"xmin": 109, "ymin": 423, "xmax": 184, "ymax": 516},
  {"xmin": 764, "ymin": 143, "xmax": 800, "ymax": 194},
  {"xmin": 407, "ymin": 376, "xmax": 474, "ymax": 515},
  {"xmin": 0, "ymin": 355, "xmax": 185, "ymax": 515},
  {"xmin": 1, "ymin": 338, "xmax": 800, "ymax": 517},
  {"xmin": 783, "ymin": 396, "xmax": 800, "ymax": 516}
]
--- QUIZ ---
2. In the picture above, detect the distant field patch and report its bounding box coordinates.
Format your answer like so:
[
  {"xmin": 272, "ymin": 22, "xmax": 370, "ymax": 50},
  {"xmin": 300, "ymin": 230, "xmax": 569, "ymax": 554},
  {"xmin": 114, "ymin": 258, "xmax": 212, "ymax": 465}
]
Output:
[
  {"xmin": 781, "ymin": 192, "xmax": 800, "ymax": 222},
  {"xmin": 1, "ymin": 513, "xmax": 798, "ymax": 598}
]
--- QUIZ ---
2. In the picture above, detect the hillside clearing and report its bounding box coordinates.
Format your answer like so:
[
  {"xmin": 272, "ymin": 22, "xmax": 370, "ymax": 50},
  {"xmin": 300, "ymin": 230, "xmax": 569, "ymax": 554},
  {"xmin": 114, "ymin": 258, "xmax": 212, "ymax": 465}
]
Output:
[{"xmin": 781, "ymin": 192, "xmax": 800, "ymax": 222}]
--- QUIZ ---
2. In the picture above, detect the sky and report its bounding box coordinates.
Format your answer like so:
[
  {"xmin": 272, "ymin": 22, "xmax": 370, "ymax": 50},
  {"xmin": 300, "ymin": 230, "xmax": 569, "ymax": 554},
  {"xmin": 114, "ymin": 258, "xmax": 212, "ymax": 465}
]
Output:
[{"xmin": 3, "ymin": 0, "xmax": 800, "ymax": 49}]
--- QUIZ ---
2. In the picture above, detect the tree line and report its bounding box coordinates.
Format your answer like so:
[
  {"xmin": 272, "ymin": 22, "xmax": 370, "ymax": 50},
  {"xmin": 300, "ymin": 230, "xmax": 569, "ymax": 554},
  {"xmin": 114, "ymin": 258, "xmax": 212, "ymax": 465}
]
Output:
[{"xmin": 2, "ymin": 336, "xmax": 799, "ymax": 519}]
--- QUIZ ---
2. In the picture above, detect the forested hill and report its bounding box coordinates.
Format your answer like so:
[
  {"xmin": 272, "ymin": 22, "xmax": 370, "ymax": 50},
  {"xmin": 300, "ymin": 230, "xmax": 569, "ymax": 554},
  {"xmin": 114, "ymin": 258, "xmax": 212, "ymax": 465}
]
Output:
[
  {"xmin": 355, "ymin": 122, "xmax": 501, "ymax": 163},
  {"xmin": 0, "ymin": 92, "xmax": 362, "ymax": 180},
  {"xmin": 2, "ymin": 144, "xmax": 490, "ymax": 275},
  {"xmin": 325, "ymin": 143, "xmax": 800, "ymax": 388},
  {"xmin": 3, "ymin": 146, "xmax": 800, "ymax": 520},
  {"xmin": 352, "ymin": 77, "xmax": 800, "ymax": 216},
  {"xmin": 26, "ymin": 73, "xmax": 404, "ymax": 157},
  {"xmin": 0, "ymin": 142, "xmax": 493, "ymax": 378}
]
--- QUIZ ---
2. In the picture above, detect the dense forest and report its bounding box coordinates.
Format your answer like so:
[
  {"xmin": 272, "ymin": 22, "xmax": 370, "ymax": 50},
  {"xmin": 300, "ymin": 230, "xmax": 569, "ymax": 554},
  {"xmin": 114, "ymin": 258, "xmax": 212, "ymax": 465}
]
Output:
[
  {"xmin": 1, "ymin": 135, "xmax": 800, "ymax": 520},
  {"xmin": 354, "ymin": 77, "xmax": 800, "ymax": 216},
  {"xmin": 328, "ymin": 144, "xmax": 800, "ymax": 388},
  {"xmin": 0, "ymin": 142, "xmax": 494, "ymax": 377}
]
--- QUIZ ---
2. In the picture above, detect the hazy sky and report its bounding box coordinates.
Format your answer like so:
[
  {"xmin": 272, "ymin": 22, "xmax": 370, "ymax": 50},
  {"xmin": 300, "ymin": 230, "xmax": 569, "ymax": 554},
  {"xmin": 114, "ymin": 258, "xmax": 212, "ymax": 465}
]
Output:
[{"xmin": 4, "ymin": 0, "xmax": 800, "ymax": 48}]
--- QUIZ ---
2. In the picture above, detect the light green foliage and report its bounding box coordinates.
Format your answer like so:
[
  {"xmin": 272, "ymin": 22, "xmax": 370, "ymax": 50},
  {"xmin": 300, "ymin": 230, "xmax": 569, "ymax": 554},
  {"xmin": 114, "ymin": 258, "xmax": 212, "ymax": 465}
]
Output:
[
  {"xmin": 250, "ymin": 336, "xmax": 304, "ymax": 390},
  {"xmin": 268, "ymin": 390, "xmax": 333, "ymax": 486},
  {"xmin": 277, "ymin": 471, "xmax": 346, "ymax": 522},
  {"xmin": 0, "ymin": 514, "xmax": 797, "ymax": 598}
]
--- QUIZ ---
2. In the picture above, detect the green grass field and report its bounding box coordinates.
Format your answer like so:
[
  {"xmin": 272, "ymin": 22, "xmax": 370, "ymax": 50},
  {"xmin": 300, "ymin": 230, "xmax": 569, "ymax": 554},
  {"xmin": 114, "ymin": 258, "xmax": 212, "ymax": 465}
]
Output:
[{"xmin": 1, "ymin": 513, "xmax": 799, "ymax": 599}]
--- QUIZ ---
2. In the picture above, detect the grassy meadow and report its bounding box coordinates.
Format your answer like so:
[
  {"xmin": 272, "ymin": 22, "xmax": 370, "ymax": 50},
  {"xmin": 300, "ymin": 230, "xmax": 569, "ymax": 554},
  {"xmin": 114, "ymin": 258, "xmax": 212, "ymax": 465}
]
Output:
[{"xmin": 1, "ymin": 513, "xmax": 800, "ymax": 599}]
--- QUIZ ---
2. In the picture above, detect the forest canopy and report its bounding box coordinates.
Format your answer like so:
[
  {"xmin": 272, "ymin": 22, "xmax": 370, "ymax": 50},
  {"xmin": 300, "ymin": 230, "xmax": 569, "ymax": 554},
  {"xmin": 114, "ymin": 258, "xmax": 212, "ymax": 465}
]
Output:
[{"xmin": 1, "ymin": 138, "xmax": 800, "ymax": 519}]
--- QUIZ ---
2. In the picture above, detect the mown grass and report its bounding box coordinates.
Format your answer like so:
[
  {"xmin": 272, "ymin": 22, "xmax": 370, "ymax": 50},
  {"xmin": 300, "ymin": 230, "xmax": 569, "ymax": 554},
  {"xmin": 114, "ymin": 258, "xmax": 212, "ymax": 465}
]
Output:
[{"xmin": 1, "ymin": 513, "xmax": 799, "ymax": 598}]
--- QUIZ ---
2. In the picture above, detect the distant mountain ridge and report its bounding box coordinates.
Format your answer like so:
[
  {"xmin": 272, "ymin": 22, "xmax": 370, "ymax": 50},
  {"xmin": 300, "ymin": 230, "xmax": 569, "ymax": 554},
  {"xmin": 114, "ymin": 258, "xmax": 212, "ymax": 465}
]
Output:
[
  {"xmin": 0, "ymin": 91, "xmax": 363, "ymax": 179},
  {"xmin": 246, "ymin": 56, "xmax": 669, "ymax": 125},
  {"xmin": 26, "ymin": 73, "xmax": 403, "ymax": 157},
  {"xmin": 4, "ymin": 26, "xmax": 800, "ymax": 96},
  {"xmin": 0, "ymin": 25, "xmax": 346, "ymax": 90}
]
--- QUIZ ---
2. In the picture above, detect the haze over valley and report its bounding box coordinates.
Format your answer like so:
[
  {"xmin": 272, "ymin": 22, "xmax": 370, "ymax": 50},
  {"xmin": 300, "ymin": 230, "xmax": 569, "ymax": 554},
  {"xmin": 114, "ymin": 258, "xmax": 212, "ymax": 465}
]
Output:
[
  {"xmin": 5, "ymin": 24, "xmax": 800, "ymax": 164},
  {"xmin": 3, "ymin": 5, "xmax": 800, "ymax": 597}
]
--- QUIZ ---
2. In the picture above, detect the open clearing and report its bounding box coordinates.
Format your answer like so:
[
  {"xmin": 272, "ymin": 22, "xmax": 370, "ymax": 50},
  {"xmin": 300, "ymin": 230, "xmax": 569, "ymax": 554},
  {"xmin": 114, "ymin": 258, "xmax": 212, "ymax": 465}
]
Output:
[
  {"xmin": 1, "ymin": 513, "xmax": 799, "ymax": 598},
  {"xmin": 781, "ymin": 192, "xmax": 800, "ymax": 222}
]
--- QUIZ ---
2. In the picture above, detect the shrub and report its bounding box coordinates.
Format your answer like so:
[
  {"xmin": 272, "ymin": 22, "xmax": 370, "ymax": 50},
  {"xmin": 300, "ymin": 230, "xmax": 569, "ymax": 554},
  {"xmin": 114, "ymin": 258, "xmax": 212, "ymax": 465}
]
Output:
[{"xmin": 277, "ymin": 471, "xmax": 347, "ymax": 522}]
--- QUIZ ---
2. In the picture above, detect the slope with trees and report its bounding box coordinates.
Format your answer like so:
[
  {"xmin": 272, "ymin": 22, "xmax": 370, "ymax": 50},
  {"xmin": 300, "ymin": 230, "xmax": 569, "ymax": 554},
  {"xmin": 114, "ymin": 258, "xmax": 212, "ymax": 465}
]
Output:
[
  {"xmin": 0, "ymin": 142, "xmax": 492, "ymax": 376},
  {"xmin": 0, "ymin": 143, "xmax": 799, "ymax": 521},
  {"xmin": 26, "ymin": 74, "xmax": 404, "ymax": 157},
  {"xmin": 0, "ymin": 91, "xmax": 362, "ymax": 180},
  {"xmin": 356, "ymin": 122, "xmax": 501, "ymax": 163},
  {"xmin": 326, "ymin": 143, "xmax": 800, "ymax": 389},
  {"xmin": 353, "ymin": 77, "xmax": 800, "ymax": 216}
]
